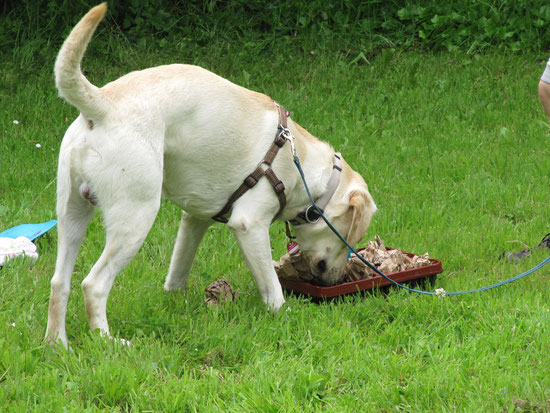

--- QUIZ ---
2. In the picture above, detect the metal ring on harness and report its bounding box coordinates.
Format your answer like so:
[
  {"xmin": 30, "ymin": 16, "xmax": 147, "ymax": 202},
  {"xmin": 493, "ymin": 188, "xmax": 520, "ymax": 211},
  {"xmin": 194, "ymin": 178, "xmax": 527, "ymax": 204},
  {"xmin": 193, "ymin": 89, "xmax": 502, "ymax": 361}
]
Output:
[{"xmin": 304, "ymin": 205, "xmax": 321, "ymax": 223}]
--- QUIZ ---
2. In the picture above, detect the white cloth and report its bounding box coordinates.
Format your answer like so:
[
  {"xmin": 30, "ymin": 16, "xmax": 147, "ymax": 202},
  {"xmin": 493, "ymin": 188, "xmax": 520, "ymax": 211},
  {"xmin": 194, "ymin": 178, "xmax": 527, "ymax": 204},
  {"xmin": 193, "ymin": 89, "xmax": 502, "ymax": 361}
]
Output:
[{"xmin": 0, "ymin": 237, "xmax": 39, "ymax": 266}]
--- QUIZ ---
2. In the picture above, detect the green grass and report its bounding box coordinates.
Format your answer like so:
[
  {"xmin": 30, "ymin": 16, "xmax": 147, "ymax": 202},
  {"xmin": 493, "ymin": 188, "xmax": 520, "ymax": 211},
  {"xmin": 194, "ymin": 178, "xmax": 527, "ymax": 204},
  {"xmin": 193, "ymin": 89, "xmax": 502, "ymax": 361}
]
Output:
[{"xmin": 1, "ymin": 44, "xmax": 550, "ymax": 411}]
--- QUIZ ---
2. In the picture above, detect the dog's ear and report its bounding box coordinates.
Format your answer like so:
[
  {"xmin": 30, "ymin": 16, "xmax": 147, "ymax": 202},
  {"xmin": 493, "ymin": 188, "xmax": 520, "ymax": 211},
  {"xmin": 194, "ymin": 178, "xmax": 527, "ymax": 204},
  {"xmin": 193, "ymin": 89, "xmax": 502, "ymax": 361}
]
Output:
[{"xmin": 345, "ymin": 189, "xmax": 376, "ymax": 246}]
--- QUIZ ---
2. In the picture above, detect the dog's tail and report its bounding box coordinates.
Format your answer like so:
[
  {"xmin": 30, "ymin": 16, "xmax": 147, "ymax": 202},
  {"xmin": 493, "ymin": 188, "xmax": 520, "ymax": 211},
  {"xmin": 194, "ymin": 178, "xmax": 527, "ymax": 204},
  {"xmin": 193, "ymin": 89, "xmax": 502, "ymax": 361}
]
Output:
[{"xmin": 55, "ymin": 3, "xmax": 109, "ymax": 120}]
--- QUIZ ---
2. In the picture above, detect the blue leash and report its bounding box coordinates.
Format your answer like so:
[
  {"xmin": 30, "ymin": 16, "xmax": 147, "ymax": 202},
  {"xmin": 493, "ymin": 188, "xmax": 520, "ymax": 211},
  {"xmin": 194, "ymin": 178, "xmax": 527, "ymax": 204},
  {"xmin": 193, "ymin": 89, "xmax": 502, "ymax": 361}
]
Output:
[{"xmin": 292, "ymin": 155, "xmax": 550, "ymax": 296}]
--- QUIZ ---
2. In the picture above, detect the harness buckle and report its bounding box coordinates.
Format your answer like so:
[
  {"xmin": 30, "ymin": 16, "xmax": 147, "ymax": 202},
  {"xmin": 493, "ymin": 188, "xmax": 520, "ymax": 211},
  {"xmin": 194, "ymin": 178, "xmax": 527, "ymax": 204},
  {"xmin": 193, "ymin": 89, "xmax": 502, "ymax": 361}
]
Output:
[
  {"xmin": 244, "ymin": 174, "xmax": 259, "ymax": 188},
  {"xmin": 272, "ymin": 180, "xmax": 285, "ymax": 194}
]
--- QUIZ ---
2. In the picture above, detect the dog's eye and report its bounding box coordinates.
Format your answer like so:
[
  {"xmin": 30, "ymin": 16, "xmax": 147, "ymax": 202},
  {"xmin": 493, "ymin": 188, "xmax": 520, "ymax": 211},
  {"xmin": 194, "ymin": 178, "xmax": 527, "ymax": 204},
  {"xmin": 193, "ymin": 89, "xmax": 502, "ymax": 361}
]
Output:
[{"xmin": 317, "ymin": 260, "xmax": 327, "ymax": 273}]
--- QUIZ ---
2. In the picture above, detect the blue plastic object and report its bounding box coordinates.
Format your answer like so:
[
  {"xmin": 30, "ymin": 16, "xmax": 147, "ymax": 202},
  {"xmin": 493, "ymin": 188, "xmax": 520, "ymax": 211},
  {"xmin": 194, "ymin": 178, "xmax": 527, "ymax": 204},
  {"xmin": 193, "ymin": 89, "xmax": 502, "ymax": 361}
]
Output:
[{"xmin": 0, "ymin": 220, "xmax": 57, "ymax": 241}]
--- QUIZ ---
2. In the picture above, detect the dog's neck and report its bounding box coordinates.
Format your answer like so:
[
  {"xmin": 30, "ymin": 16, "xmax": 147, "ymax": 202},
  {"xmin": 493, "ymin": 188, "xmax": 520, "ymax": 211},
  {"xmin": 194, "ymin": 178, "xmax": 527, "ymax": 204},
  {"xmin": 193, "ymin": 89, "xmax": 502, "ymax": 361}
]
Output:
[{"xmin": 277, "ymin": 124, "xmax": 337, "ymax": 222}]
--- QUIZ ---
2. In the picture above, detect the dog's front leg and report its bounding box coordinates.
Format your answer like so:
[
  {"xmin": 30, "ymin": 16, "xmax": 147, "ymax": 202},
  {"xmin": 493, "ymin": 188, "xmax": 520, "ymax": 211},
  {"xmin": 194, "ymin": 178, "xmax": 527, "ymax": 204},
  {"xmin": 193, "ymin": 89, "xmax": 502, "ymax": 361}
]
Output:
[
  {"xmin": 164, "ymin": 212, "xmax": 211, "ymax": 291},
  {"xmin": 228, "ymin": 216, "xmax": 285, "ymax": 312}
]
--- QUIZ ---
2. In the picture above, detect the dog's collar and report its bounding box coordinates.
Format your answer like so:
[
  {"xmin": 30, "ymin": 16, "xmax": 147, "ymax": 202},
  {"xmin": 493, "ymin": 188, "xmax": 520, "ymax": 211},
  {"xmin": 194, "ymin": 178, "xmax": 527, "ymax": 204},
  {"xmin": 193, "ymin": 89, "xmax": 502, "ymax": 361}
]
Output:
[{"xmin": 288, "ymin": 152, "xmax": 342, "ymax": 226}]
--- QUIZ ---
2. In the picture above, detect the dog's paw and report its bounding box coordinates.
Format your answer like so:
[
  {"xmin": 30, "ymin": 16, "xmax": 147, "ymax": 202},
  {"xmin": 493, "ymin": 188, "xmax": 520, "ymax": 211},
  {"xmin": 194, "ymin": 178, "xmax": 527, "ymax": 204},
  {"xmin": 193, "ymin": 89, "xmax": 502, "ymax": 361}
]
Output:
[
  {"xmin": 163, "ymin": 279, "xmax": 185, "ymax": 292},
  {"xmin": 266, "ymin": 296, "xmax": 286, "ymax": 314}
]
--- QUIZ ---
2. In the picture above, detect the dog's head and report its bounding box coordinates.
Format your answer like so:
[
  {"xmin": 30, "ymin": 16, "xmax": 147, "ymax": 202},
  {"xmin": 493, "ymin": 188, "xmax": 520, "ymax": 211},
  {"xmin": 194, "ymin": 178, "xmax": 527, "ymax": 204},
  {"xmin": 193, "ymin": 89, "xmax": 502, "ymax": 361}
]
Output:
[{"xmin": 293, "ymin": 167, "xmax": 377, "ymax": 286}]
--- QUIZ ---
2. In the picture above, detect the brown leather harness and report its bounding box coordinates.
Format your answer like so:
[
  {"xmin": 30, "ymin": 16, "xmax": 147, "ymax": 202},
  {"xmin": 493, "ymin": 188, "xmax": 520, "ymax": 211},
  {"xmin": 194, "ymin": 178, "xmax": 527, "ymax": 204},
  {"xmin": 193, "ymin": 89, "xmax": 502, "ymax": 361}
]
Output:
[{"xmin": 212, "ymin": 103, "xmax": 290, "ymax": 223}]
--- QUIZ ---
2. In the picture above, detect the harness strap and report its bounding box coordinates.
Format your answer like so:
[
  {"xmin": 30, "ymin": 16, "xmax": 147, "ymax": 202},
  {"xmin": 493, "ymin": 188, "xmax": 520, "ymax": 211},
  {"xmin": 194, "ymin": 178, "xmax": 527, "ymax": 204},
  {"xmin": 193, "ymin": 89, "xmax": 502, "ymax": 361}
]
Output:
[{"xmin": 212, "ymin": 104, "xmax": 289, "ymax": 223}]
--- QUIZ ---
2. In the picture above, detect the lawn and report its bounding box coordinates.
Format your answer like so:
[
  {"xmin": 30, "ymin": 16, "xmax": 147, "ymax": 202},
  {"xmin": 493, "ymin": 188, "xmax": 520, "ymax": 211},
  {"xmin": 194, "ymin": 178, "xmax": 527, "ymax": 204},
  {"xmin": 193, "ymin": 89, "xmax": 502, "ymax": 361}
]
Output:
[{"xmin": 1, "ymin": 38, "xmax": 549, "ymax": 411}]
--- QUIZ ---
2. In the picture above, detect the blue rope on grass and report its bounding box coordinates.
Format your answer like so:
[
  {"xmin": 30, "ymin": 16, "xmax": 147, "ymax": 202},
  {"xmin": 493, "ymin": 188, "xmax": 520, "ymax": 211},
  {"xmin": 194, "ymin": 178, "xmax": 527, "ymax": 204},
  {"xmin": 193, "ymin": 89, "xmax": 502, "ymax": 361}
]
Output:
[{"xmin": 292, "ymin": 155, "xmax": 550, "ymax": 296}]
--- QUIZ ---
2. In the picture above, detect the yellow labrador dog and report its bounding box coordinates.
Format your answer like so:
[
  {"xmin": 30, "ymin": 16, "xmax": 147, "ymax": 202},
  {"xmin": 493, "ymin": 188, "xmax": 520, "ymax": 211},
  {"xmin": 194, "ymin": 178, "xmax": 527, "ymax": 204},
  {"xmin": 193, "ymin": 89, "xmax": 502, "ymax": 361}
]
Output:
[{"xmin": 46, "ymin": 3, "xmax": 377, "ymax": 347}]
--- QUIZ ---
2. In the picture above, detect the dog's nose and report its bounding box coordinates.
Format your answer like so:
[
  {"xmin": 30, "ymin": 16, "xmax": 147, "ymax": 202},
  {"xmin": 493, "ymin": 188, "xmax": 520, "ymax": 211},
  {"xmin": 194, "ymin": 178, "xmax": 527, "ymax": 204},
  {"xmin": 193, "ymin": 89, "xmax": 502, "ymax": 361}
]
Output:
[{"xmin": 317, "ymin": 259, "xmax": 327, "ymax": 273}]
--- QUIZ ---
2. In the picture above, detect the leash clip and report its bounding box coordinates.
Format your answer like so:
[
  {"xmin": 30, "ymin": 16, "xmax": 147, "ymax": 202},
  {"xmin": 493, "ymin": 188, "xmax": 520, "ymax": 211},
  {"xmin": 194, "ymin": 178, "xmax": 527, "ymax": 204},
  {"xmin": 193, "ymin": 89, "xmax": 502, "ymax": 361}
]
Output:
[{"xmin": 280, "ymin": 127, "xmax": 297, "ymax": 157}]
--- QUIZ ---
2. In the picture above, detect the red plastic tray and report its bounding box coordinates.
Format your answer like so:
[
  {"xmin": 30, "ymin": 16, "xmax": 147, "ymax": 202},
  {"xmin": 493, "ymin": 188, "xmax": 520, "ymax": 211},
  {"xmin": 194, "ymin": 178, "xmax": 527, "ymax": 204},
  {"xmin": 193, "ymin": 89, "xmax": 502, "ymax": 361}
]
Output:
[{"xmin": 278, "ymin": 248, "xmax": 443, "ymax": 298}]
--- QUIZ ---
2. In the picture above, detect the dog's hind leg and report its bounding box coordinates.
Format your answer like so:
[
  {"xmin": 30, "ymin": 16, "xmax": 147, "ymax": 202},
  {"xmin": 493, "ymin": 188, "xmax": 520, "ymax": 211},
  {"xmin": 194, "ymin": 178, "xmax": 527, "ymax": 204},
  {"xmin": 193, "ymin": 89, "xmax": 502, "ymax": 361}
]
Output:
[
  {"xmin": 46, "ymin": 178, "xmax": 95, "ymax": 348},
  {"xmin": 80, "ymin": 193, "xmax": 161, "ymax": 340},
  {"xmin": 164, "ymin": 212, "xmax": 211, "ymax": 291}
]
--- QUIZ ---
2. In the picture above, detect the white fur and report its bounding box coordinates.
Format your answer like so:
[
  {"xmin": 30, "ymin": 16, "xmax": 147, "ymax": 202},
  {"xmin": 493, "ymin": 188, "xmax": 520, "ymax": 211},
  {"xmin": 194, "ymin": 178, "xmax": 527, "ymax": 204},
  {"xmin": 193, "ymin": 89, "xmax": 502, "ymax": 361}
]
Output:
[{"xmin": 45, "ymin": 3, "xmax": 377, "ymax": 348}]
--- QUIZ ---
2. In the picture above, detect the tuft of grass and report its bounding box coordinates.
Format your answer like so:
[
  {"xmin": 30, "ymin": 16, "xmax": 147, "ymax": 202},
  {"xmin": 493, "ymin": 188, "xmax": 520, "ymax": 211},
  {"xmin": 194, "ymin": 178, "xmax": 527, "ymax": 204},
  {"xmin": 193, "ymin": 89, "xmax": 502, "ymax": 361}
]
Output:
[{"xmin": 1, "ymin": 41, "xmax": 549, "ymax": 411}]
